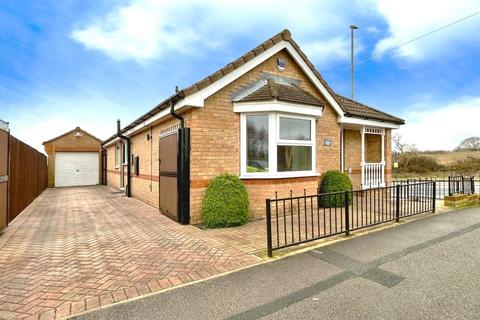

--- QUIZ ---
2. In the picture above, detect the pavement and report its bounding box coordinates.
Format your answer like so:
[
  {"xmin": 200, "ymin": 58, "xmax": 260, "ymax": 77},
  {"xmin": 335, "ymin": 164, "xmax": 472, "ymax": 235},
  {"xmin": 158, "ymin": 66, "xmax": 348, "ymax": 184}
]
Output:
[
  {"xmin": 0, "ymin": 186, "xmax": 260, "ymax": 320},
  {"xmin": 74, "ymin": 206, "xmax": 480, "ymax": 320}
]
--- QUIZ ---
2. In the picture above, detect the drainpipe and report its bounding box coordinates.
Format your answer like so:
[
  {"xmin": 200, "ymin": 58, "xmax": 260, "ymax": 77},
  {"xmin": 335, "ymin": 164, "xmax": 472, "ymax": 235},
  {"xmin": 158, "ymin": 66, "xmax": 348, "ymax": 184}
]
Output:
[
  {"xmin": 117, "ymin": 119, "xmax": 131, "ymax": 197},
  {"xmin": 170, "ymin": 100, "xmax": 184, "ymax": 128}
]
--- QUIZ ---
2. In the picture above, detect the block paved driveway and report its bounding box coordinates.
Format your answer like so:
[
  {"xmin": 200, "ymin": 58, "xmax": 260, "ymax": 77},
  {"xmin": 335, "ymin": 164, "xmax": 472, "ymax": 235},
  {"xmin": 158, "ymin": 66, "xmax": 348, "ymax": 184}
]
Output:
[{"xmin": 0, "ymin": 186, "xmax": 261, "ymax": 320}]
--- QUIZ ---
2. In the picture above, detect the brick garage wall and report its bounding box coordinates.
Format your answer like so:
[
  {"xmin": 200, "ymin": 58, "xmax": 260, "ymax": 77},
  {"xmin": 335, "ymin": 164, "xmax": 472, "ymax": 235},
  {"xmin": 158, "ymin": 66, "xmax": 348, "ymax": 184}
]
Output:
[
  {"xmin": 44, "ymin": 129, "xmax": 102, "ymax": 187},
  {"xmin": 188, "ymin": 49, "xmax": 341, "ymax": 222}
]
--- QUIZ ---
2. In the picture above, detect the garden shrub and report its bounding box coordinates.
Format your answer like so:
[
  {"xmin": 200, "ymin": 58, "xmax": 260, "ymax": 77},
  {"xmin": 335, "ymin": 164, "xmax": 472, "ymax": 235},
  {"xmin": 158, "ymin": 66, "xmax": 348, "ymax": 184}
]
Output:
[
  {"xmin": 398, "ymin": 153, "xmax": 442, "ymax": 174},
  {"xmin": 319, "ymin": 170, "xmax": 353, "ymax": 208},
  {"xmin": 203, "ymin": 174, "xmax": 249, "ymax": 228}
]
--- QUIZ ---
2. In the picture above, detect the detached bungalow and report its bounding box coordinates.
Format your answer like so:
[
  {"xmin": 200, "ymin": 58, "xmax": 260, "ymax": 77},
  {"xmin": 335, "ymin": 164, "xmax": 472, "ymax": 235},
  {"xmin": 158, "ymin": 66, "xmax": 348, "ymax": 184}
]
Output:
[{"xmin": 102, "ymin": 29, "xmax": 404, "ymax": 225}]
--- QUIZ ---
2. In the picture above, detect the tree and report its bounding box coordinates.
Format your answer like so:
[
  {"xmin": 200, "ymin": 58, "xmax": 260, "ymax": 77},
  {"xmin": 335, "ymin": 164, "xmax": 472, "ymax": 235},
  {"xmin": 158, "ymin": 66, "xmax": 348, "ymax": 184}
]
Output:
[
  {"xmin": 393, "ymin": 133, "xmax": 417, "ymax": 154},
  {"xmin": 455, "ymin": 136, "xmax": 480, "ymax": 151}
]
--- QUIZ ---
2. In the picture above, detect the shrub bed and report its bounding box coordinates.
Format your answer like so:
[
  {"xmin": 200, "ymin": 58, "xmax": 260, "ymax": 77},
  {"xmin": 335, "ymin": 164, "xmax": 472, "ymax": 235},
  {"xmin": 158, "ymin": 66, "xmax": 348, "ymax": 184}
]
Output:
[
  {"xmin": 319, "ymin": 170, "xmax": 352, "ymax": 208},
  {"xmin": 203, "ymin": 174, "xmax": 249, "ymax": 228}
]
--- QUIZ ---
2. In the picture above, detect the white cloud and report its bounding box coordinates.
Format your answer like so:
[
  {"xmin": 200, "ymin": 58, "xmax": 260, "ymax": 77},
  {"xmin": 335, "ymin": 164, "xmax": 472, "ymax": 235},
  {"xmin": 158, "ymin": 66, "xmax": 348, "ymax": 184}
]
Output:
[
  {"xmin": 6, "ymin": 95, "xmax": 125, "ymax": 154},
  {"xmin": 371, "ymin": 0, "xmax": 480, "ymax": 60},
  {"xmin": 398, "ymin": 96, "xmax": 480, "ymax": 151},
  {"xmin": 302, "ymin": 37, "xmax": 365, "ymax": 69},
  {"xmin": 71, "ymin": 0, "xmax": 359, "ymax": 62}
]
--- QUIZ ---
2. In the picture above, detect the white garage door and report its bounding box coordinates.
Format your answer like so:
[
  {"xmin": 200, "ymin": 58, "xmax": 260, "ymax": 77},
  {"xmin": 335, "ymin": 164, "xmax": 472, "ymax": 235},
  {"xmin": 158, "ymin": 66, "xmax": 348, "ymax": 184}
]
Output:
[{"xmin": 55, "ymin": 152, "xmax": 99, "ymax": 187}]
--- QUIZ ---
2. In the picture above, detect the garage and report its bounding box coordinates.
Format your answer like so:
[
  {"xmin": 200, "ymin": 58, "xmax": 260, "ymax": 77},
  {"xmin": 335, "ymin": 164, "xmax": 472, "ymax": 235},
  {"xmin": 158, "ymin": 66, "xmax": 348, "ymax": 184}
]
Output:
[
  {"xmin": 55, "ymin": 152, "xmax": 99, "ymax": 187},
  {"xmin": 43, "ymin": 127, "xmax": 103, "ymax": 188}
]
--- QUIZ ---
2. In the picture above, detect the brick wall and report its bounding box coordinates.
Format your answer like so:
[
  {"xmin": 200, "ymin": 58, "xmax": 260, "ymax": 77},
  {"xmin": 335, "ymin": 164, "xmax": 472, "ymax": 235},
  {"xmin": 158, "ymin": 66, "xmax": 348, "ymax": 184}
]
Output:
[
  {"xmin": 188, "ymin": 49, "xmax": 341, "ymax": 222},
  {"xmin": 44, "ymin": 128, "xmax": 102, "ymax": 187}
]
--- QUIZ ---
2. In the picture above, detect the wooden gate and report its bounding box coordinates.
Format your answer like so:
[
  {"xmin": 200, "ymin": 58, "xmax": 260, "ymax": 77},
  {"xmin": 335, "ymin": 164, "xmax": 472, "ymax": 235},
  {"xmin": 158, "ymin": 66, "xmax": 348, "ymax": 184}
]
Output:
[
  {"xmin": 158, "ymin": 126, "xmax": 190, "ymax": 224},
  {"xmin": 0, "ymin": 121, "xmax": 9, "ymax": 230}
]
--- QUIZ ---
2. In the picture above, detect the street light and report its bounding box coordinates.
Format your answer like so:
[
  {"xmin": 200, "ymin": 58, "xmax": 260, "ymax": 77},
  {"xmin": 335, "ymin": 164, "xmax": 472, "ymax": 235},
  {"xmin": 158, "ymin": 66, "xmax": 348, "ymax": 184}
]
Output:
[{"xmin": 350, "ymin": 25, "xmax": 358, "ymax": 99}]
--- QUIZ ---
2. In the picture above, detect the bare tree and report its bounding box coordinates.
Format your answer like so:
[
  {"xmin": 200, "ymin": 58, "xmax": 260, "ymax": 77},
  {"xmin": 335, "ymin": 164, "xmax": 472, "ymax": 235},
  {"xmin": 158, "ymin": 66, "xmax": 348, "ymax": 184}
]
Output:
[{"xmin": 393, "ymin": 133, "xmax": 417, "ymax": 154}]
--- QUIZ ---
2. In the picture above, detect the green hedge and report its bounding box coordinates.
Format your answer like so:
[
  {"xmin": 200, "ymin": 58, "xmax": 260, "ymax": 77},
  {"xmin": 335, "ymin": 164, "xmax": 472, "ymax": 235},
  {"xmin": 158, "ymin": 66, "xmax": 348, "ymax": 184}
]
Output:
[
  {"xmin": 203, "ymin": 174, "xmax": 249, "ymax": 228},
  {"xmin": 319, "ymin": 170, "xmax": 352, "ymax": 208}
]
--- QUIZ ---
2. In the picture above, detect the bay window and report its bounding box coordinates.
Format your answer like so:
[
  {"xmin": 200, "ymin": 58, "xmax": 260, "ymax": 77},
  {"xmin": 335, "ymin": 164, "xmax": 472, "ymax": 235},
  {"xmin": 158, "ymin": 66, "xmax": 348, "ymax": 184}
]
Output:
[{"xmin": 241, "ymin": 113, "xmax": 316, "ymax": 178}]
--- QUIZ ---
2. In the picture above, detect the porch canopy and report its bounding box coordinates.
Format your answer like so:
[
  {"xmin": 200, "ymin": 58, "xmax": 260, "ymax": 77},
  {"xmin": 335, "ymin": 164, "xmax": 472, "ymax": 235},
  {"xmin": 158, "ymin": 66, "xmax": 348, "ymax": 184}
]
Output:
[{"xmin": 336, "ymin": 95, "xmax": 404, "ymax": 189}]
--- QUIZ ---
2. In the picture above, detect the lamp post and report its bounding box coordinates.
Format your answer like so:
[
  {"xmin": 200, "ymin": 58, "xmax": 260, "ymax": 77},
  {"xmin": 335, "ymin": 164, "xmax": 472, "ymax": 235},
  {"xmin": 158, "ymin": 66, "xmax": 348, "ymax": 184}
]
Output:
[{"xmin": 350, "ymin": 25, "xmax": 358, "ymax": 99}]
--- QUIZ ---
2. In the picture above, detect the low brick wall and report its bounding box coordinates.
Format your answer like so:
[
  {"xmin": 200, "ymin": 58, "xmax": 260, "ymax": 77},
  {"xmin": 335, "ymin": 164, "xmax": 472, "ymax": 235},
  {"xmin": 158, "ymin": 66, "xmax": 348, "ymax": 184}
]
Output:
[{"xmin": 444, "ymin": 194, "xmax": 480, "ymax": 208}]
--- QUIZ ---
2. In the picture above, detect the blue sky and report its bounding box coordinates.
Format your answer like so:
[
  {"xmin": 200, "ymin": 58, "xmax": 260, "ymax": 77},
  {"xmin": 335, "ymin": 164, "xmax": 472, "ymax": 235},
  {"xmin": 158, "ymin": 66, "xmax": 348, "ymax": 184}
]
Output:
[{"xmin": 1, "ymin": 0, "xmax": 479, "ymax": 152}]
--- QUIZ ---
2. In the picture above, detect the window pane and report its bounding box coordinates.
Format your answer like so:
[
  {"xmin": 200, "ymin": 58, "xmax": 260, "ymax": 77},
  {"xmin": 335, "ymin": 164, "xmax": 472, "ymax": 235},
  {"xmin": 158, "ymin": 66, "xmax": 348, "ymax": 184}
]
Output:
[
  {"xmin": 279, "ymin": 117, "xmax": 311, "ymax": 140},
  {"xmin": 246, "ymin": 115, "xmax": 269, "ymax": 172},
  {"xmin": 277, "ymin": 145, "xmax": 312, "ymax": 172}
]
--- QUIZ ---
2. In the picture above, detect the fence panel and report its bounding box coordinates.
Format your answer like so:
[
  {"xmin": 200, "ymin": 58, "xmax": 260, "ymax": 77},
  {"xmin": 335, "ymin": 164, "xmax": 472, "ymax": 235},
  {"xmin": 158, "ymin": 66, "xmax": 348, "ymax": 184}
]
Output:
[
  {"xmin": 0, "ymin": 125, "xmax": 8, "ymax": 230},
  {"xmin": 8, "ymin": 136, "xmax": 48, "ymax": 222},
  {"xmin": 266, "ymin": 181, "xmax": 435, "ymax": 257}
]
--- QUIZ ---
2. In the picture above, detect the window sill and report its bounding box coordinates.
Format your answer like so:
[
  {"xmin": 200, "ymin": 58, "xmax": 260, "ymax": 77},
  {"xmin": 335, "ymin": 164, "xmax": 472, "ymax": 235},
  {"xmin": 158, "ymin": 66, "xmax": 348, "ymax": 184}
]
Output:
[{"xmin": 240, "ymin": 172, "xmax": 320, "ymax": 180}]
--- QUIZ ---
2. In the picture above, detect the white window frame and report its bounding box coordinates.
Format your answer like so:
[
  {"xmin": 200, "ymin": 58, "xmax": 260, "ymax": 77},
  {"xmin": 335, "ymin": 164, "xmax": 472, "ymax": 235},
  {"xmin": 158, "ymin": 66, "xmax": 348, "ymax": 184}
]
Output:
[
  {"xmin": 114, "ymin": 143, "xmax": 120, "ymax": 169},
  {"xmin": 240, "ymin": 112, "xmax": 317, "ymax": 179},
  {"xmin": 122, "ymin": 142, "xmax": 128, "ymax": 165}
]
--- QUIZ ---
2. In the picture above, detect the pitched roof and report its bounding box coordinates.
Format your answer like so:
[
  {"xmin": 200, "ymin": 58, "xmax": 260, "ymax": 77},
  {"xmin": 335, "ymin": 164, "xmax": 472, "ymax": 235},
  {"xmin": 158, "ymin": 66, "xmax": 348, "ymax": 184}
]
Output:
[
  {"xmin": 335, "ymin": 95, "xmax": 405, "ymax": 125},
  {"xmin": 42, "ymin": 127, "xmax": 102, "ymax": 145},
  {"xmin": 237, "ymin": 78, "xmax": 324, "ymax": 107},
  {"xmin": 103, "ymin": 29, "xmax": 403, "ymax": 144}
]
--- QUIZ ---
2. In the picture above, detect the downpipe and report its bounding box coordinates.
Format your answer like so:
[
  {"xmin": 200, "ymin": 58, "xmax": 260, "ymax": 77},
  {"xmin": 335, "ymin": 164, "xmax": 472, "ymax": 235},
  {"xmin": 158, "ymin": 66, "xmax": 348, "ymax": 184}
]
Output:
[{"xmin": 117, "ymin": 119, "xmax": 131, "ymax": 198}]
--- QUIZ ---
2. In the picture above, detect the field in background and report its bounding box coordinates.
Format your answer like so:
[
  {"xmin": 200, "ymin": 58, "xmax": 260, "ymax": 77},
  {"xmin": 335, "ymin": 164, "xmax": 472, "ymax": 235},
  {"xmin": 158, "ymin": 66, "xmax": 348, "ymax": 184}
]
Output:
[
  {"xmin": 394, "ymin": 150, "xmax": 480, "ymax": 179},
  {"xmin": 422, "ymin": 150, "xmax": 480, "ymax": 165}
]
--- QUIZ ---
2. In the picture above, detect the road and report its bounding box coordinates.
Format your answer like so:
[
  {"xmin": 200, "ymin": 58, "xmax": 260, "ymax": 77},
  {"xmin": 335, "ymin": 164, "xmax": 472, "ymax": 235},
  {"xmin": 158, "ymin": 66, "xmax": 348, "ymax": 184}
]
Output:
[{"xmin": 74, "ymin": 207, "xmax": 480, "ymax": 320}]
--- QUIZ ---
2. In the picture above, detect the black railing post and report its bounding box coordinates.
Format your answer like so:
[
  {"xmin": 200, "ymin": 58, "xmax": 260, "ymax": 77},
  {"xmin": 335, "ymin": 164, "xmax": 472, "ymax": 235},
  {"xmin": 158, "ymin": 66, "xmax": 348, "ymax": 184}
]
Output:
[
  {"xmin": 395, "ymin": 184, "xmax": 400, "ymax": 222},
  {"xmin": 266, "ymin": 198, "xmax": 273, "ymax": 257},
  {"xmin": 432, "ymin": 181, "xmax": 436, "ymax": 213},
  {"xmin": 344, "ymin": 191, "xmax": 350, "ymax": 236}
]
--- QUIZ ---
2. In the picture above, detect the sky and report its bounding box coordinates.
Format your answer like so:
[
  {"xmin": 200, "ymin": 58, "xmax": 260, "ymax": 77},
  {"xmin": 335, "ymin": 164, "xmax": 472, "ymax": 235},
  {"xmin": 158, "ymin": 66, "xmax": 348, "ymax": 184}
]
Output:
[{"xmin": 1, "ymin": 0, "xmax": 479, "ymax": 153}]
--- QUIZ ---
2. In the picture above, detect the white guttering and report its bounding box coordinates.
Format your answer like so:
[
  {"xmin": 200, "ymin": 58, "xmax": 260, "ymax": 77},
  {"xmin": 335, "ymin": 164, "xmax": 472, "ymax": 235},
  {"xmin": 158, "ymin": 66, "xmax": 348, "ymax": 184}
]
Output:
[
  {"xmin": 339, "ymin": 116, "xmax": 401, "ymax": 129},
  {"xmin": 233, "ymin": 101, "xmax": 323, "ymax": 117}
]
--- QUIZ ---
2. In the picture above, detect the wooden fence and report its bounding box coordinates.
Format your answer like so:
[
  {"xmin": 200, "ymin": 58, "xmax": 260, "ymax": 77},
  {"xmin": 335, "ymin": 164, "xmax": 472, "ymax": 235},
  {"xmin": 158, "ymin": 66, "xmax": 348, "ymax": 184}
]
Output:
[{"xmin": 0, "ymin": 121, "xmax": 47, "ymax": 229}]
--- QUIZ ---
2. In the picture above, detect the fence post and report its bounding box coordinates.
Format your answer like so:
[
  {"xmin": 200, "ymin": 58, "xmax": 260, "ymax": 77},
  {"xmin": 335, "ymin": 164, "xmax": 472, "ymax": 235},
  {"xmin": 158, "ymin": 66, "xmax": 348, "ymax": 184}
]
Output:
[
  {"xmin": 395, "ymin": 184, "xmax": 400, "ymax": 222},
  {"xmin": 266, "ymin": 198, "xmax": 273, "ymax": 257},
  {"xmin": 432, "ymin": 181, "xmax": 436, "ymax": 213},
  {"xmin": 344, "ymin": 191, "xmax": 350, "ymax": 236}
]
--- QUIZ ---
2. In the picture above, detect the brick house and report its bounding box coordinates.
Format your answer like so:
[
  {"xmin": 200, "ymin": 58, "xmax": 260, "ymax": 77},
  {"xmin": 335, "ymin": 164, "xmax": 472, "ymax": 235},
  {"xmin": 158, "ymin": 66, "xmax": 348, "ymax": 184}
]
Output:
[{"xmin": 102, "ymin": 30, "xmax": 404, "ymax": 225}]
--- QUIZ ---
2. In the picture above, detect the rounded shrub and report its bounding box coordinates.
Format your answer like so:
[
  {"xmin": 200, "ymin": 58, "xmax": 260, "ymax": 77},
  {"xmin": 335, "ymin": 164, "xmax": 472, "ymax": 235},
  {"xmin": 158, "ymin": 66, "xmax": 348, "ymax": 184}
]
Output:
[
  {"xmin": 319, "ymin": 170, "xmax": 353, "ymax": 208},
  {"xmin": 203, "ymin": 174, "xmax": 249, "ymax": 228}
]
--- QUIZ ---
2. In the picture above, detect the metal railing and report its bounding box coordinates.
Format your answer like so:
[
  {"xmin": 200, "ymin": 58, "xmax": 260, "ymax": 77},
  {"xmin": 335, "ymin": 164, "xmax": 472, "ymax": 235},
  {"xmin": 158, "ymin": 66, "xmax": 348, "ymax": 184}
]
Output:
[
  {"xmin": 362, "ymin": 162, "xmax": 385, "ymax": 188},
  {"xmin": 393, "ymin": 177, "xmax": 478, "ymax": 199},
  {"xmin": 265, "ymin": 181, "xmax": 435, "ymax": 257}
]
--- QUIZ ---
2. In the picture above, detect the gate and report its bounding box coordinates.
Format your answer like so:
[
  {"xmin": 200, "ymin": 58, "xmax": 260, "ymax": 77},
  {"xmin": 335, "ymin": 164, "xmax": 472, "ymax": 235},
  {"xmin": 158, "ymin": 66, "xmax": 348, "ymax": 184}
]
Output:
[
  {"xmin": 0, "ymin": 120, "xmax": 8, "ymax": 230},
  {"xmin": 159, "ymin": 126, "xmax": 190, "ymax": 224}
]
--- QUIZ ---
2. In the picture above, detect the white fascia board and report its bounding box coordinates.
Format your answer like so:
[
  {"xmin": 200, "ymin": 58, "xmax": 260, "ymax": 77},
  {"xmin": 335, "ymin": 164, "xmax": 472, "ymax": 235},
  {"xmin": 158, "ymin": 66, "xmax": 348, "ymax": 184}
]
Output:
[
  {"xmin": 103, "ymin": 137, "xmax": 120, "ymax": 148},
  {"xmin": 339, "ymin": 116, "xmax": 400, "ymax": 129},
  {"xmin": 233, "ymin": 101, "xmax": 323, "ymax": 117}
]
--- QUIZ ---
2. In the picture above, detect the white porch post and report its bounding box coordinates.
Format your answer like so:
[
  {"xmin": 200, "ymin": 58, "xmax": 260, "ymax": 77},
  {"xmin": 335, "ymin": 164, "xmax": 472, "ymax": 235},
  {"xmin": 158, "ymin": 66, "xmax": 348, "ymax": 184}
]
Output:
[
  {"xmin": 361, "ymin": 126, "xmax": 365, "ymax": 189},
  {"xmin": 381, "ymin": 129, "xmax": 385, "ymax": 186}
]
